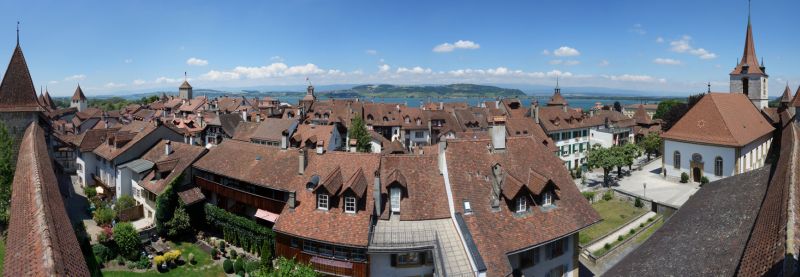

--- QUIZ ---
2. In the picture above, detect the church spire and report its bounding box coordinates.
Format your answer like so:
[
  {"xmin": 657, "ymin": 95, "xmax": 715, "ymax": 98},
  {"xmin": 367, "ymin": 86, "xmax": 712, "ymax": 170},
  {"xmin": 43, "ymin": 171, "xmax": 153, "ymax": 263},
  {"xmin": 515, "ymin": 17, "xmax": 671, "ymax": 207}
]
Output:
[
  {"xmin": 731, "ymin": 0, "xmax": 763, "ymax": 75},
  {"xmin": 16, "ymin": 21, "xmax": 19, "ymax": 46}
]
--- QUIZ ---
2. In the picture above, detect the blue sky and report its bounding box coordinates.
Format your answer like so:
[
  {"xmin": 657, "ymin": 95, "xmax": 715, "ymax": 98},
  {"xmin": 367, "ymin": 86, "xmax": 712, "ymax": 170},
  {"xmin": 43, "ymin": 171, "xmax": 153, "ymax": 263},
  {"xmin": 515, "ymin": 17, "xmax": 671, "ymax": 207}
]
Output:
[{"xmin": 1, "ymin": 0, "xmax": 799, "ymax": 96}]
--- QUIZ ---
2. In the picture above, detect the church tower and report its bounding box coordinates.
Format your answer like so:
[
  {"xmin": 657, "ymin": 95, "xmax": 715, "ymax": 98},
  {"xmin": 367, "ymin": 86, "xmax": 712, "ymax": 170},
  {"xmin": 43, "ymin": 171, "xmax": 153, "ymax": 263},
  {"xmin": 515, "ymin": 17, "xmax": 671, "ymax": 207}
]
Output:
[
  {"xmin": 729, "ymin": 3, "xmax": 768, "ymax": 109},
  {"xmin": 70, "ymin": 84, "xmax": 87, "ymax": 112},
  {"xmin": 179, "ymin": 73, "xmax": 193, "ymax": 100}
]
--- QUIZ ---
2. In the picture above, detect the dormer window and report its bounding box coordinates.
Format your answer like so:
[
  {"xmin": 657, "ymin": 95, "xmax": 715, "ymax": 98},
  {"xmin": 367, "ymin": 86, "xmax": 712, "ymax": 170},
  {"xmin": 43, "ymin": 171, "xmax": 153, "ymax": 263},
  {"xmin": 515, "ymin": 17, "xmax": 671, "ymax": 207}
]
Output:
[
  {"xmin": 317, "ymin": 193, "xmax": 329, "ymax": 210},
  {"xmin": 390, "ymin": 187, "xmax": 401, "ymax": 213},
  {"xmin": 542, "ymin": 191, "xmax": 553, "ymax": 206},
  {"xmin": 516, "ymin": 196, "xmax": 528, "ymax": 213},
  {"xmin": 344, "ymin": 196, "xmax": 356, "ymax": 213}
]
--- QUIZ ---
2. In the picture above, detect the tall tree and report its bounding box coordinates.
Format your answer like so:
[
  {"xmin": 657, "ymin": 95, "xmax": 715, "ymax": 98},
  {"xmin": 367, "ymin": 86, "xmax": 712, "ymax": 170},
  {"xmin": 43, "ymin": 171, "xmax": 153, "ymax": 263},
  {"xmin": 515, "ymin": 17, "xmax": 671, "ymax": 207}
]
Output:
[
  {"xmin": 587, "ymin": 144, "xmax": 624, "ymax": 187},
  {"xmin": 638, "ymin": 132, "xmax": 662, "ymax": 160},
  {"xmin": 0, "ymin": 122, "xmax": 13, "ymax": 226},
  {"xmin": 660, "ymin": 103, "xmax": 689, "ymax": 131},
  {"xmin": 653, "ymin": 99, "xmax": 681, "ymax": 120},
  {"xmin": 349, "ymin": 114, "xmax": 372, "ymax": 153},
  {"xmin": 620, "ymin": 143, "xmax": 643, "ymax": 172}
]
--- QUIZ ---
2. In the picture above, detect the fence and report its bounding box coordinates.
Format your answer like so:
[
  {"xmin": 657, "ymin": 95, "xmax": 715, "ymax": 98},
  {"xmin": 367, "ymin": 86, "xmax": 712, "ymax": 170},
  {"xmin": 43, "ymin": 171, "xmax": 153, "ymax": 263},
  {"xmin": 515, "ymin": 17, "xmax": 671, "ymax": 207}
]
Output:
[{"xmin": 118, "ymin": 204, "xmax": 144, "ymax": 222}]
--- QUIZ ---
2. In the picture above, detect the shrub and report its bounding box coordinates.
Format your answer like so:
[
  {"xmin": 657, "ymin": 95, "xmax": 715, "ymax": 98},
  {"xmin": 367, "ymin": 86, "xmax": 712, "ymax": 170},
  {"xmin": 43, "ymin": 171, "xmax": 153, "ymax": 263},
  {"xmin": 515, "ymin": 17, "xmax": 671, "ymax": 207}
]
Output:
[
  {"xmin": 92, "ymin": 244, "xmax": 116, "ymax": 263},
  {"xmin": 218, "ymin": 240, "xmax": 226, "ymax": 252},
  {"xmin": 261, "ymin": 239, "xmax": 272, "ymax": 269},
  {"xmin": 602, "ymin": 190, "xmax": 614, "ymax": 201},
  {"xmin": 680, "ymin": 172, "xmax": 689, "ymax": 183},
  {"xmin": 640, "ymin": 223, "xmax": 644, "ymax": 228},
  {"xmin": 205, "ymin": 204, "xmax": 273, "ymax": 252},
  {"xmin": 648, "ymin": 217, "xmax": 655, "ymax": 222},
  {"xmin": 114, "ymin": 195, "xmax": 137, "ymax": 214},
  {"xmin": 93, "ymin": 206, "xmax": 116, "ymax": 226},
  {"xmin": 629, "ymin": 229, "xmax": 635, "ymax": 235},
  {"xmin": 211, "ymin": 248, "xmax": 219, "ymax": 259},
  {"xmin": 231, "ymin": 250, "xmax": 238, "ymax": 260},
  {"xmin": 575, "ymin": 168, "xmax": 582, "ymax": 178},
  {"xmin": 223, "ymin": 259, "xmax": 234, "ymax": 274},
  {"xmin": 617, "ymin": 235, "xmax": 623, "ymax": 242},
  {"xmin": 234, "ymin": 257, "xmax": 245, "ymax": 273},
  {"xmin": 634, "ymin": 198, "xmax": 643, "ymax": 208},
  {"xmin": 582, "ymin": 191, "xmax": 596, "ymax": 203},
  {"xmin": 604, "ymin": 243, "xmax": 610, "ymax": 250},
  {"xmin": 84, "ymin": 186, "xmax": 97, "ymax": 199},
  {"xmin": 135, "ymin": 255, "xmax": 151, "ymax": 270},
  {"xmin": 113, "ymin": 222, "xmax": 141, "ymax": 260},
  {"xmin": 700, "ymin": 176, "xmax": 709, "ymax": 185},
  {"xmin": 154, "ymin": 255, "xmax": 165, "ymax": 267},
  {"xmin": 167, "ymin": 205, "xmax": 192, "ymax": 238},
  {"xmin": 246, "ymin": 260, "xmax": 261, "ymax": 275},
  {"xmin": 116, "ymin": 256, "xmax": 125, "ymax": 266},
  {"xmin": 96, "ymin": 232, "xmax": 108, "ymax": 244}
]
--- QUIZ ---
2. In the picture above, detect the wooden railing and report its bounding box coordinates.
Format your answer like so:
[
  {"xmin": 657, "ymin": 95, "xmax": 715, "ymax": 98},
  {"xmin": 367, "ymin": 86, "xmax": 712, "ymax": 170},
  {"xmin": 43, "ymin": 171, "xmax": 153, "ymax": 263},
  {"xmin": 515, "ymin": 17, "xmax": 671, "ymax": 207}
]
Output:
[{"xmin": 195, "ymin": 176, "xmax": 286, "ymax": 214}]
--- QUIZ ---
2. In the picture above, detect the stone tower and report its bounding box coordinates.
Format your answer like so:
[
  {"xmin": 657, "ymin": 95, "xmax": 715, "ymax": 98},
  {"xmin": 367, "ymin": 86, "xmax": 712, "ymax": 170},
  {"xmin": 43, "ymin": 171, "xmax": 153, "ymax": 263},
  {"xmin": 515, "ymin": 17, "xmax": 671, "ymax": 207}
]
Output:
[
  {"xmin": 729, "ymin": 7, "xmax": 768, "ymax": 110},
  {"xmin": 70, "ymin": 84, "xmax": 87, "ymax": 112},
  {"xmin": 179, "ymin": 78, "xmax": 193, "ymax": 100}
]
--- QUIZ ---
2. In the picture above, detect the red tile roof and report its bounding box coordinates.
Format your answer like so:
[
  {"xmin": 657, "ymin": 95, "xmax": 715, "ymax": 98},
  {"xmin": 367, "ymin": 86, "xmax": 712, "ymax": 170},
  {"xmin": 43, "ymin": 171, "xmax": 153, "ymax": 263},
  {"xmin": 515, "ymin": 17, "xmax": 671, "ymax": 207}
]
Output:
[
  {"xmin": 192, "ymin": 139, "xmax": 300, "ymax": 192},
  {"xmin": 792, "ymin": 86, "xmax": 800, "ymax": 107},
  {"xmin": 0, "ymin": 45, "xmax": 41, "ymax": 111},
  {"xmin": 138, "ymin": 140, "xmax": 206, "ymax": 195},
  {"xmin": 292, "ymin": 124, "xmax": 335, "ymax": 148},
  {"xmin": 273, "ymin": 152, "xmax": 381, "ymax": 247},
  {"xmin": 632, "ymin": 104, "xmax": 653, "ymax": 125},
  {"xmin": 661, "ymin": 93, "xmax": 774, "ymax": 147},
  {"xmin": 378, "ymin": 154, "xmax": 450, "ymax": 221},
  {"xmin": 4, "ymin": 123, "xmax": 89, "ymax": 276},
  {"xmin": 445, "ymin": 137, "xmax": 600, "ymax": 276},
  {"xmin": 71, "ymin": 85, "xmax": 87, "ymax": 101}
]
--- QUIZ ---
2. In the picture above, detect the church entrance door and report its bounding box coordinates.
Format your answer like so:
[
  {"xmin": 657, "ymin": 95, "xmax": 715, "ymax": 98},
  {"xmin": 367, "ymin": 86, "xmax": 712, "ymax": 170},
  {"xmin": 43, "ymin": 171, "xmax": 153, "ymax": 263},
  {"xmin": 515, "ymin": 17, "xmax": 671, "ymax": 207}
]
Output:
[{"xmin": 692, "ymin": 167, "xmax": 702, "ymax": 182}]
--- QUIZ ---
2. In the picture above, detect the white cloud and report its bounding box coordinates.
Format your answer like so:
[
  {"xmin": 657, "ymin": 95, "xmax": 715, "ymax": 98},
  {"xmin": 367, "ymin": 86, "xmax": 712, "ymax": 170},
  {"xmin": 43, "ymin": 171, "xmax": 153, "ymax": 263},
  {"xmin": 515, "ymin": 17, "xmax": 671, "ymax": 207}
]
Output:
[
  {"xmin": 365, "ymin": 49, "xmax": 378, "ymax": 55},
  {"xmin": 546, "ymin": 70, "xmax": 572, "ymax": 78},
  {"xmin": 598, "ymin": 60, "xmax": 610, "ymax": 67},
  {"xmin": 653, "ymin": 58, "xmax": 682, "ymax": 65},
  {"xmin": 629, "ymin": 24, "xmax": 646, "ymax": 35},
  {"xmin": 564, "ymin": 60, "xmax": 580, "ymax": 66},
  {"xmin": 155, "ymin": 76, "xmax": 182, "ymax": 84},
  {"xmin": 605, "ymin": 74, "xmax": 665, "ymax": 83},
  {"xmin": 397, "ymin": 66, "xmax": 432, "ymax": 74},
  {"xmin": 433, "ymin": 40, "xmax": 480, "ymax": 53},
  {"xmin": 200, "ymin": 62, "xmax": 329, "ymax": 81},
  {"xmin": 64, "ymin": 74, "xmax": 86, "ymax": 81},
  {"xmin": 187, "ymin": 57, "xmax": 209, "ymax": 66},
  {"xmin": 124, "ymin": 58, "xmax": 133, "ymax": 64},
  {"xmin": 49, "ymin": 80, "xmax": 59, "ymax": 84},
  {"xmin": 553, "ymin": 46, "xmax": 580, "ymax": 57},
  {"xmin": 541, "ymin": 49, "xmax": 550, "ymax": 55},
  {"xmin": 270, "ymin": 56, "xmax": 284, "ymax": 62},
  {"xmin": 104, "ymin": 82, "xmax": 126, "ymax": 88},
  {"xmin": 549, "ymin": 59, "xmax": 563, "ymax": 65},
  {"xmin": 202, "ymin": 71, "xmax": 240, "ymax": 81},
  {"xmin": 132, "ymin": 79, "xmax": 146, "ymax": 85},
  {"xmin": 670, "ymin": 36, "xmax": 717, "ymax": 60},
  {"xmin": 378, "ymin": 64, "xmax": 391, "ymax": 73},
  {"xmin": 656, "ymin": 37, "xmax": 664, "ymax": 43}
]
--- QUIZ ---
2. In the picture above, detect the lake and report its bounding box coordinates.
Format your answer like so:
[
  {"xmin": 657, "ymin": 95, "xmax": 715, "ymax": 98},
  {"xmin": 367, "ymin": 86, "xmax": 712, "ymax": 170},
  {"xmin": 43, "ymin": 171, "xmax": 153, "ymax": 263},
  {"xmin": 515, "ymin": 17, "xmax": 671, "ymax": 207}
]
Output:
[{"xmin": 278, "ymin": 96, "xmax": 660, "ymax": 111}]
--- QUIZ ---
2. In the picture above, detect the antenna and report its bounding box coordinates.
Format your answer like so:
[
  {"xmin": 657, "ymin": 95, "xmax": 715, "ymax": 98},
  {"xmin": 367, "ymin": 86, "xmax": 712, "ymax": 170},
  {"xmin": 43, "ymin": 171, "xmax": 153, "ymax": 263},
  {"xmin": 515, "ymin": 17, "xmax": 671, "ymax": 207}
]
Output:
[{"xmin": 184, "ymin": 71, "xmax": 187, "ymax": 81}]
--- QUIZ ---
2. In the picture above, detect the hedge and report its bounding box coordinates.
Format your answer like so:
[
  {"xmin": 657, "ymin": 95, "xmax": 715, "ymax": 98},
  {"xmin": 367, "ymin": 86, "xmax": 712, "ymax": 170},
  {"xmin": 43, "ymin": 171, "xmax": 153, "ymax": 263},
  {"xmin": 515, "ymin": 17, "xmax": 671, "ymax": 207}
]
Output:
[{"xmin": 205, "ymin": 204, "xmax": 273, "ymax": 255}]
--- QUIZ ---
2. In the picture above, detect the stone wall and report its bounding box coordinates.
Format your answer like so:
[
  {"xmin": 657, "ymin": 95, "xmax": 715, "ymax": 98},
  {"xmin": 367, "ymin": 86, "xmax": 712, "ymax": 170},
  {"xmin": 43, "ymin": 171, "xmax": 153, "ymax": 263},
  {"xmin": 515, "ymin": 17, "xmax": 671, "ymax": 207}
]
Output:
[{"xmin": 0, "ymin": 111, "xmax": 40, "ymax": 164}]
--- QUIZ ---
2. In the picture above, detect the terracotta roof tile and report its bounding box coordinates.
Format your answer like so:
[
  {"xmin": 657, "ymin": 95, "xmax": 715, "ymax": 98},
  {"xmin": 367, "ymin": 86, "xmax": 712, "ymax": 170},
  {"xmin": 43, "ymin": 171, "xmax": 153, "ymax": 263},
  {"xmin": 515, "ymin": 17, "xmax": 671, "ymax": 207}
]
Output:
[
  {"xmin": 4, "ymin": 123, "xmax": 89, "ymax": 276},
  {"xmin": 0, "ymin": 45, "xmax": 41, "ymax": 111},
  {"xmin": 730, "ymin": 22, "xmax": 763, "ymax": 75},
  {"xmin": 661, "ymin": 93, "xmax": 774, "ymax": 147},
  {"xmin": 193, "ymin": 139, "xmax": 299, "ymax": 192},
  {"xmin": 378, "ymin": 154, "xmax": 450, "ymax": 221},
  {"xmin": 71, "ymin": 85, "xmax": 86, "ymax": 101},
  {"xmin": 138, "ymin": 140, "xmax": 206, "ymax": 195}
]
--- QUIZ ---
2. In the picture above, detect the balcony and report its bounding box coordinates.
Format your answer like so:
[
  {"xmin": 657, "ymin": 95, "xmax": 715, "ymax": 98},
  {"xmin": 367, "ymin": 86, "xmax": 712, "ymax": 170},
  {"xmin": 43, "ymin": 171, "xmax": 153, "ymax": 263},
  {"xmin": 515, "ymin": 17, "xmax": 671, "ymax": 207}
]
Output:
[
  {"xmin": 195, "ymin": 176, "xmax": 287, "ymax": 214},
  {"xmin": 369, "ymin": 229, "xmax": 437, "ymax": 251}
]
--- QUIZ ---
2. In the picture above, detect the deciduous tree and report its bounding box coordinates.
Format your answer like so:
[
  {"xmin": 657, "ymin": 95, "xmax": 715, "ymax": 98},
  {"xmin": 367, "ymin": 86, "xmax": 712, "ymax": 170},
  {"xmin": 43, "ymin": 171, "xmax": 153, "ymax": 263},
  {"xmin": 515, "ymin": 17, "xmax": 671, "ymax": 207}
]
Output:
[
  {"xmin": 349, "ymin": 114, "xmax": 372, "ymax": 152},
  {"xmin": 0, "ymin": 122, "xmax": 13, "ymax": 225}
]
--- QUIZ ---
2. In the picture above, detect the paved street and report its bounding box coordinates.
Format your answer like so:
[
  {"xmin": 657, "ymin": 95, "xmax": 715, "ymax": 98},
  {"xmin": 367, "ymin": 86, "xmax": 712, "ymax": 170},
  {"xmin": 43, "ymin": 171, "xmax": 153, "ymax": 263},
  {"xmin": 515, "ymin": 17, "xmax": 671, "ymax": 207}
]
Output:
[
  {"xmin": 63, "ymin": 174, "xmax": 102, "ymax": 244},
  {"xmin": 577, "ymin": 156, "xmax": 700, "ymax": 207}
]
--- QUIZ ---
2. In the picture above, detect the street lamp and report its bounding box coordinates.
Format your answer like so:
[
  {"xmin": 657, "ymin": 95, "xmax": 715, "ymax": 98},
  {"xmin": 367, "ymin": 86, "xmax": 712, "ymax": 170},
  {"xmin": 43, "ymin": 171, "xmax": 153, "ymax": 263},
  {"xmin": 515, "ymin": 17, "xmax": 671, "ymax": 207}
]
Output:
[{"xmin": 643, "ymin": 182, "xmax": 647, "ymax": 199}]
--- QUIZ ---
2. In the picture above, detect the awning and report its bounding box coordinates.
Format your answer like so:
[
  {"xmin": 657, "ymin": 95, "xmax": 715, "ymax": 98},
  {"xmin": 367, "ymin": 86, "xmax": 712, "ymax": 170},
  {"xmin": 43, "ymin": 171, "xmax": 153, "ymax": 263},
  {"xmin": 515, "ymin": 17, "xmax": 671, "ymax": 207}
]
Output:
[{"xmin": 254, "ymin": 209, "xmax": 279, "ymax": 223}]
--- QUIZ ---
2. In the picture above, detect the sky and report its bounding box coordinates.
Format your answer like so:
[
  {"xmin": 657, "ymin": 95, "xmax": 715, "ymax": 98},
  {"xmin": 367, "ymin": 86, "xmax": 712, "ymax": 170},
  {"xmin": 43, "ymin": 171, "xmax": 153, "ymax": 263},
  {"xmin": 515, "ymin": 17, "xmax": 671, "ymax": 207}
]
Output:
[{"xmin": 1, "ymin": 0, "xmax": 799, "ymax": 97}]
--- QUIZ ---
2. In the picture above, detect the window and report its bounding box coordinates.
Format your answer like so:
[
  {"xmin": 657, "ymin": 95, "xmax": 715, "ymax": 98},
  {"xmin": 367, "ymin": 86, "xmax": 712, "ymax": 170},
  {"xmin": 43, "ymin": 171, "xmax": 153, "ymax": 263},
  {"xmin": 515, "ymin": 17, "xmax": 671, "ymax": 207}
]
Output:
[
  {"xmin": 673, "ymin": 151, "xmax": 681, "ymax": 169},
  {"xmin": 414, "ymin": 131, "xmax": 424, "ymax": 139},
  {"xmin": 395, "ymin": 252, "xmax": 421, "ymax": 266},
  {"xmin": 344, "ymin": 196, "xmax": 356, "ymax": 213},
  {"xmin": 545, "ymin": 237, "xmax": 567, "ymax": 260},
  {"xmin": 545, "ymin": 264, "xmax": 567, "ymax": 277},
  {"xmin": 742, "ymin": 78, "xmax": 749, "ymax": 96},
  {"xmin": 317, "ymin": 193, "xmax": 329, "ymax": 210},
  {"xmin": 542, "ymin": 191, "xmax": 553, "ymax": 206},
  {"xmin": 715, "ymin": 157, "xmax": 723, "ymax": 176},
  {"xmin": 390, "ymin": 188, "xmax": 401, "ymax": 213},
  {"xmin": 516, "ymin": 196, "xmax": 527, "ymax": 213},
  {"xmin": 290, "ymin": 238, "xmax": 299, "ymax": 248},
  {"xmin": 519, "ymin": 248, "xmax": 540, "ymax": 268}
]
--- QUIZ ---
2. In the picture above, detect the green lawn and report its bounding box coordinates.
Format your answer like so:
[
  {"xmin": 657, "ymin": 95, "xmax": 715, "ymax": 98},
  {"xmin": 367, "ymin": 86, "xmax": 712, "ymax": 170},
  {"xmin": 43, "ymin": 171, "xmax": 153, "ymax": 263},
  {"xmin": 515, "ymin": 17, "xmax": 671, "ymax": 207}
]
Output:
[
  {"xmin": 0, "ymin": 237, "xmax": 5, "ymax": 275},
  {"xmin": 102, "ymin": 242, "xmax": 225, "ymax": 277},
  {"xmin": 579, "ymin": 199, "xmax": 647, "ymax": 245},
  {"xmin": 634, "ymin": 217, "xmax": 665, "ymax": 244}
]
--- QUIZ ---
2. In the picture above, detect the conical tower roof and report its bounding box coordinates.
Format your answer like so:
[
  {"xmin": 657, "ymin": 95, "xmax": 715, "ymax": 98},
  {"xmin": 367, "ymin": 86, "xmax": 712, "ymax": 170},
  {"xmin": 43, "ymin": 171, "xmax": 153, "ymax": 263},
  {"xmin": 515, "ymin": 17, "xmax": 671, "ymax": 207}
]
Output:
[
  {"xmin": 780, "ymin": 84, "xmax": 792, "ymax": 103},
  {"xmin": 43, "ymin": 88, "xmax": 56, "ymax": 109},
  {"xmin": 731, "ymin": 10, "xmax": 763, "ymax": 75},
  {"xmin": 72, "ymin": 85, "xmax": 86, "ymax": 101},
  {"xmin": 0, "ymin": 44, "xmax": 40, "ymax": 110}
]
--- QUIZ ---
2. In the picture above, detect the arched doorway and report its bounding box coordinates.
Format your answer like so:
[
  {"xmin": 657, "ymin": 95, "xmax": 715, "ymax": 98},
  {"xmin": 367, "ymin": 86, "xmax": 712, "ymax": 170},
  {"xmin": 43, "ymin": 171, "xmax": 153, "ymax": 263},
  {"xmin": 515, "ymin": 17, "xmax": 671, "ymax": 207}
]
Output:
[{"xmin": 692, "ymin": 167, "xmax": 702, "ymax": 182}]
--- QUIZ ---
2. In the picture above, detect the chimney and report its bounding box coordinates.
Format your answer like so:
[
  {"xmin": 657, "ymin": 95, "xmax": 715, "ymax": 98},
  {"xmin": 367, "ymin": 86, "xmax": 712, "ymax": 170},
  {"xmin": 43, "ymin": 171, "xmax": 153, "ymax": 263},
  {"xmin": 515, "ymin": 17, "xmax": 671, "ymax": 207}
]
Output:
[
  {"xmin": 316, "ymin": 141, "xmax": 325, "ymax": 155},
  {"xmin": 165, "ymin": 141, "xmax": 172, "ymax": 156},
  {"xmin": 298, "ymin": 149, "xmax": 307, "ymax": 175},
  {"xmin": 288, "ymin": 191, "xmax": 296, "ymax": 210},
  {"xmin": 349, "ymin": 139, "xmax": 357, "ymax": 153},
  {"xmin": 437, "ymin": 141, "xmax": 446, "ymax": 175},
  {"xmin": 281, "ymin": 130, "xmax": 289, "ymax": 150},
  {"xmin": 534, "ymin": 105, "xmax": 540, "ymax": 124},
  {"xmin": 490, "ymin": 116, "xmax": 506, "ymax": 151},
  {"xmin": 241, "ymin": 110, "xmax": 248, "ymax": 122},
  {"xmin": 439, "ymin": 102, "xmax": 444, "ymax": 110},
  {"xmin": 373, "ymin": 171, "xmax": 381, "ymax": 216},
  {"xmin": 256, "ymin": 114, "xmax": 261, "ymax": 123},
  {"xmin": 563, "ymin": 105, "xmax": 568, "ymax": 113},
  {"xmin": 590, "ymin": 109, "xmax": 595, "ymax": 117}
]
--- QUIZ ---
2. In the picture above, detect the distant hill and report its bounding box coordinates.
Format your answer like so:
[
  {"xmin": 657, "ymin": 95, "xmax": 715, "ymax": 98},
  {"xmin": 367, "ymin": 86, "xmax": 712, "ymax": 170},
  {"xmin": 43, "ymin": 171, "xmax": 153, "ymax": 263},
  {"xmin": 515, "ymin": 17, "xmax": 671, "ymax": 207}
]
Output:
[{"xmin": 326, "ymin": 84, "xmax": 526, "ymax": 98}]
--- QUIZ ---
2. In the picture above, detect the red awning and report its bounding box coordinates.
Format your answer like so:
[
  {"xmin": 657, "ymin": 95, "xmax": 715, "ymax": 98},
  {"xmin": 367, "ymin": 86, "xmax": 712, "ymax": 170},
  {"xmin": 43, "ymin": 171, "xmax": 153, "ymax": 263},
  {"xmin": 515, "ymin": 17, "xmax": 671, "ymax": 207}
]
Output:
[{"xmin": 254, "ymin": 209, "xmax": 279, "ymax": 223}]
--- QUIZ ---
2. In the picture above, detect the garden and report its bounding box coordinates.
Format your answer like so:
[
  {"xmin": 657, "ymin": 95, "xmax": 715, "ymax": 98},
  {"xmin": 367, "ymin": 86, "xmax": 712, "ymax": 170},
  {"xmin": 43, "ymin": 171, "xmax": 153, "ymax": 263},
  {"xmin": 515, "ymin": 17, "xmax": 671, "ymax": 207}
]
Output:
[
  {"xmin": 592, "ymin": 215, "xmax": 662, "ymax": 257},
  {"xmin": 578, "ymin": 192, "xmax": 648, "ymax": 245}
]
